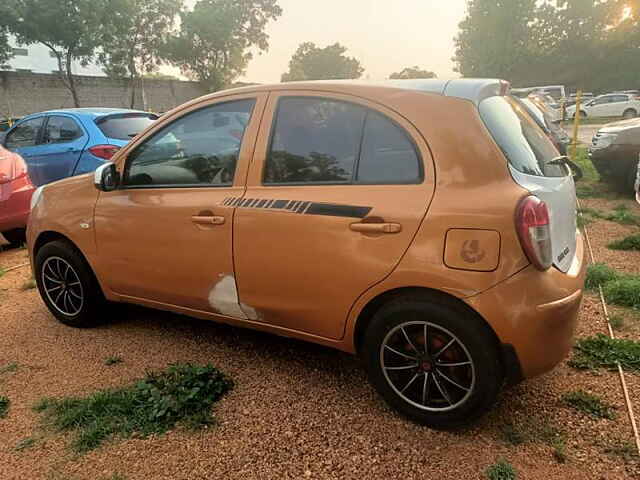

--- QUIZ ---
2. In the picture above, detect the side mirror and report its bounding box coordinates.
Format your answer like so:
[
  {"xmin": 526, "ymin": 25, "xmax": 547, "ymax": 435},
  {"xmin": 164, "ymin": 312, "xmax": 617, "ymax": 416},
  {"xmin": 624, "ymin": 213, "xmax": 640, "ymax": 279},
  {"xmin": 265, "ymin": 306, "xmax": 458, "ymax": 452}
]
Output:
[{"xmin": 94, "ymin": 162, "xmax": 119, "ymax": 192}]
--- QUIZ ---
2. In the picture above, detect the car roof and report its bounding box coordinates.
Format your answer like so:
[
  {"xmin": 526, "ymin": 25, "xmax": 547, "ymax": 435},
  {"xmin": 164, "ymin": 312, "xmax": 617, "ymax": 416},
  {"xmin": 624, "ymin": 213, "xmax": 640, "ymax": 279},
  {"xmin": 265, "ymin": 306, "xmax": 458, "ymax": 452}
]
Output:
[
  {"xmin": 24, "ymin": 108, "xmax": 151, "ymax": 120},
  {"xmin": 208, "ymin": 78, "xmax": 508, "ymax": 106}
]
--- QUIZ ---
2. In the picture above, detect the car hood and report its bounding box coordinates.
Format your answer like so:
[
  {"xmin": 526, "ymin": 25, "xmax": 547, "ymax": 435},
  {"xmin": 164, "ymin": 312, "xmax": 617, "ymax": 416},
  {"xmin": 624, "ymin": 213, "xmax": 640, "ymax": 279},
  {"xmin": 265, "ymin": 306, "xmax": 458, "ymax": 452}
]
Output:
[{"xmin": 599, "ymin": 118, "xmax": 640, "ymax": 133}]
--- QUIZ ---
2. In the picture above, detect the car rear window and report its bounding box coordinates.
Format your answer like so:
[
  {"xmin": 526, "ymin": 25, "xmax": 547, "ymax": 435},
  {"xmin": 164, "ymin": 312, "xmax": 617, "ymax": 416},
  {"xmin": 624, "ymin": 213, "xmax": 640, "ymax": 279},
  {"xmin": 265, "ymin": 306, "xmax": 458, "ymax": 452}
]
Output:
[
  {"xmin": 96, "ymin": 113, "xmax": 158, "ymax": 141},
  {"xmin": 479, "ymin": 96, "xmax": 565, "ymax": 177}
]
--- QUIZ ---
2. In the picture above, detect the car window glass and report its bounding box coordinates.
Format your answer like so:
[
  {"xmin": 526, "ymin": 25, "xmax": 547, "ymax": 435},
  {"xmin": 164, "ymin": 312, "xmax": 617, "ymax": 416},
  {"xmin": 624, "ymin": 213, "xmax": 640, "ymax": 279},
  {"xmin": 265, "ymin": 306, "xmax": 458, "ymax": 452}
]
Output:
[
  {"xmin": 264, "ymin": 97, "xmax": 366, "ymax": 184},
  {"xmin": 356, "ymin": 111, "xmax": 421, "ymax": 183},
  {"xmin": 612, "ymin": 95, "xmax": 628, "ymax": 103},
  {"xmin": 5, "ymin": 117, "xmax": 44, "ymax": 149},
  {"xmin": 44, "ymin": 116, "xmax": 83, "ymax": 144},
  {"xmin": 96, "ymin": 114, "xmax": 158, "ymax": 141},
  {"xmin": 124, "ymin": 99, "xmax": 255, "ymax": 187}
]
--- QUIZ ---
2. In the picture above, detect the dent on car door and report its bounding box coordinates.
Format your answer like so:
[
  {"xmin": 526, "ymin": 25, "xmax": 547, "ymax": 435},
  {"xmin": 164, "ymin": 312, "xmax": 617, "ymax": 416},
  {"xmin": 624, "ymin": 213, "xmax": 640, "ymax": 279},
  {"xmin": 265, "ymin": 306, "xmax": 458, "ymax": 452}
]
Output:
[
  {"xmin": 94, "ymin": 93, "xmax": 267, "ymax": 312},
  {"xmin": 233, "ymin": 92, "xmax": 434, "ymax": 340}
]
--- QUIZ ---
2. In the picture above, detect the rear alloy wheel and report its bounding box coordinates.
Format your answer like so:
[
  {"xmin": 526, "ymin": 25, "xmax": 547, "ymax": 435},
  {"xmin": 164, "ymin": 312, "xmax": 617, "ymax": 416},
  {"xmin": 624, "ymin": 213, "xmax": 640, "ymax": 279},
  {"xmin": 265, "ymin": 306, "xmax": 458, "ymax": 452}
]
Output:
[
  {"xmin": 623, "ymin": 109, "xmax": 637, "ymax": 120},
  {"xmin": 35, "ymin": 240, "xmax": 106, "ymax": 327},
  {"xmin": 363, "ymin": 295, "xmax": 503, "ymax": 428}
]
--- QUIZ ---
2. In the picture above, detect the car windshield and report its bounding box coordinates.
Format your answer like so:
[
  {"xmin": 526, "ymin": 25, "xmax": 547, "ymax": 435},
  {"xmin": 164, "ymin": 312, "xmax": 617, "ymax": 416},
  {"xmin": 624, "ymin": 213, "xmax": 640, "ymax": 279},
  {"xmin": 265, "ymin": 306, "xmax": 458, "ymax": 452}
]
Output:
[
  {"xmin": 479, "ymin": 96, "xmax": 566, "ymax": 178},
  {"xmin": 96, "ymin": 113, "xmax": 158, "ymax": 141}
]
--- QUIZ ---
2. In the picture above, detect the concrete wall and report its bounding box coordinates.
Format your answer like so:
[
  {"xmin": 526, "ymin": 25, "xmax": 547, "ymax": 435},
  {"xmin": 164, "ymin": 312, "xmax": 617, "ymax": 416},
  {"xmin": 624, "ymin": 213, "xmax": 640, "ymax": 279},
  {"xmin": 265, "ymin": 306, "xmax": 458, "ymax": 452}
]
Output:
[{"xmin": 0, "ymin": 71, "xmax": 208, "ymax": 117}]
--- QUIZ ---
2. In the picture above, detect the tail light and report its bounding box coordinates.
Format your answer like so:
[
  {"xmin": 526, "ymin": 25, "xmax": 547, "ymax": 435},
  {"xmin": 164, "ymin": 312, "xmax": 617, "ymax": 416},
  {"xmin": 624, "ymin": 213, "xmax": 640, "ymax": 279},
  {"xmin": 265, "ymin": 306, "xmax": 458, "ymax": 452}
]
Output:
[
  {"xmin": 89, "ymin": 144, "xmax": 120, "ymax": 160},
  {"xmin": 516, "ymin": 195, "xmax": 553, "ymax": 270}
]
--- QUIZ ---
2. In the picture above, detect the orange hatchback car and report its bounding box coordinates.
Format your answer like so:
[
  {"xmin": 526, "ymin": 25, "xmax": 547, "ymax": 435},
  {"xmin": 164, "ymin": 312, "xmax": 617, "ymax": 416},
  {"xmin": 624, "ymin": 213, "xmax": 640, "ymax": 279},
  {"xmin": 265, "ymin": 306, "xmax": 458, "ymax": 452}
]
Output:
[{"xmin": 27, "ymin": 79, "xmax": 586, "ymax": 428}]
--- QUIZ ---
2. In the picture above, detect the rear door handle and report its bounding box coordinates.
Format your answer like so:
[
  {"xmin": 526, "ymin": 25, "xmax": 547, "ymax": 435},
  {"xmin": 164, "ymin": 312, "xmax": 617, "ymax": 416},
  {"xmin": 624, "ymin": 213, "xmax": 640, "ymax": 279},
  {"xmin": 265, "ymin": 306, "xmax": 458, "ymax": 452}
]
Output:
[
  {"xmin": 191, "ymin": 215, "xmax": 225, "ymax": 225},
  {"xmin": 349, "ymin": 222, "xmax": 401, "ymax": 234}
]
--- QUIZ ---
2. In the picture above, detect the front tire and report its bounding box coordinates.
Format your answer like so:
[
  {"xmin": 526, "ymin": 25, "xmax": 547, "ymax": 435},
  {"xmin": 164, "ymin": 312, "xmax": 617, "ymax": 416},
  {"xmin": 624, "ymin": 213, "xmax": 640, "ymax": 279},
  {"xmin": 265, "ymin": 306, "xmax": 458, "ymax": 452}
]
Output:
[
  {"xmin": 363, "ymin": 294, "xmax": 503, "ymax": 429},
  {"xmin": 35, "ymin": 240, "xmax": 106, "ymax": 327}
]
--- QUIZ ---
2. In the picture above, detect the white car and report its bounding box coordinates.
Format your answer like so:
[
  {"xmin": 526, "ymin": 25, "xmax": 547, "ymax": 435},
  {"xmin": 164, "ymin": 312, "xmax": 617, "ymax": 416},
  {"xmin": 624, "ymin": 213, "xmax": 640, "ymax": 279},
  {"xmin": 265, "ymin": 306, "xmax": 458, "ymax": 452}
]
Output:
[{"xmin": 566, "ymin": 93, "xmax": 640, "ymax": 119}]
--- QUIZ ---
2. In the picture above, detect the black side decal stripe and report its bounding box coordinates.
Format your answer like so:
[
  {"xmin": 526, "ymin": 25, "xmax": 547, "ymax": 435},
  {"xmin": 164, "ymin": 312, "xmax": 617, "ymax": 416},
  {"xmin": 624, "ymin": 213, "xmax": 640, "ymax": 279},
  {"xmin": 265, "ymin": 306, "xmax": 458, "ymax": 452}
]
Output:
[{"xmin": 219, "ymin": 197, "xmax": 371, "ymax": 219}]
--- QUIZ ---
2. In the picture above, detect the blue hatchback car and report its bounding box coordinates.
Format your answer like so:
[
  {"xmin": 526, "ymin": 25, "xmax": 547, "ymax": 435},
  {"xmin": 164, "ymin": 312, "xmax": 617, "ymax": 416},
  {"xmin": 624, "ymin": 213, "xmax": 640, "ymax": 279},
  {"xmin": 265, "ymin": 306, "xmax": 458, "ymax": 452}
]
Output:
[{"xmin": 1, "ymin": 108, "xmax": 158, "ymax": 186}]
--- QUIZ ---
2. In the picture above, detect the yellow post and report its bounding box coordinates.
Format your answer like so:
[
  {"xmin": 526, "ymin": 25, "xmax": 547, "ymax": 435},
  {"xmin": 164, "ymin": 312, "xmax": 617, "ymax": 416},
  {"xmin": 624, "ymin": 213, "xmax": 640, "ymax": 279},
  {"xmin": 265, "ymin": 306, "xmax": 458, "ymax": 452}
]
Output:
[{"xmin": 570, "ymin": 90, "xmax": 582, "ymax": 161}]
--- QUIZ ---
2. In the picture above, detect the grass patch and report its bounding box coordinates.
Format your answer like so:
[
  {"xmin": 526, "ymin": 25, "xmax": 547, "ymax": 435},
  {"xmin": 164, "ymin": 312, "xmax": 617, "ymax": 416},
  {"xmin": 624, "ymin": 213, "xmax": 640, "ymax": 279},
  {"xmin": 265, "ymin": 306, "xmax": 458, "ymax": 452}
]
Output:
[
  {"xmin": 585, "ymin": 263, "xmax": 619, "ymax": 290},
  {"xmin": 604, "ymin": 441, "xmax": 640, "ymax": 463},
  {"xmin": 603, "ymin": 204, "xmax": 640, "ymax": 226},
  {"xmin": 498, "ymin": 415, "xmax": 563, "ymax": 449},
  {"xmin": 34, "ymin": 363, "xmax": 232, "ymax": 453},
  {"xmin": 603, "ymin": 277, "xmax": 640, "ymax": 309},
  {"xmin": 562, "ymin": 390, "xmax": 616, "ymax": 419},
  {"xmin": 104, "ymin": 356, "xmax": 123, "ymax": 366},
  {"xmin": 0, "ymin": 395, "xmax": 9, "ymax": 418},
  {"xmin": 15, "ymin": 437, "xmax": 36, "ymax": 451},
  {"xmin": 21, "ymin": 277, "xmax": 36, "ymax": 290},
  {"xmin": 551, "ymin": 436, "xmax": 568, "ymax": 464},
  {"xmin": 0, "ymin": 362, "xmax": 18, "ymax": 375},
  {"xmin": 486, "ymin": 459, "xmax": 517, "ymax": 480},
  {"xmin": 569, "ymin": 334, "xmax": 640, "ymax": 371},
  {"xmin": 571, "ymin": 146, "xmax": 600, "ymax": 183},
  {"xmin": 608, "ymin": 234, "xmax": 640, "ymax": 251},
  {"xmin": 609, "ymin": 314, "xmax": 626, "ymax": 331}
]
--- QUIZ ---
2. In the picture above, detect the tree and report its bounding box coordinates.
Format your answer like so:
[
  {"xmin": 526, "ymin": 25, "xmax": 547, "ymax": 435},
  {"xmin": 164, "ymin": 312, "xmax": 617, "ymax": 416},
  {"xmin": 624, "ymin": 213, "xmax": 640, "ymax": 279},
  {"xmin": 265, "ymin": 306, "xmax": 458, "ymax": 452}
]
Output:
[
  {"xmin": 389, "ymin": 66, "xmax": 437, "ymax": 80},
  {"xmin": 452, "ymin": 0, "xmax": 538, "ymax": 83},
  {"xmin": 0, "ymin": 4, "xmax": 13, "ymax": 69},
  {"xmin": 165, "ymin": 0, "xmax": 282, "ymax": 92},
  {"xmin": 281, "ymin": 42, "xmax": 364, "ymax": 82},
  {"xmin": 100, "ymin": 0, "xmax": 183, "ymax": 109},
  {"xmin": 4, "ymin": 0, "xmax": 114, "ymax": 107}
]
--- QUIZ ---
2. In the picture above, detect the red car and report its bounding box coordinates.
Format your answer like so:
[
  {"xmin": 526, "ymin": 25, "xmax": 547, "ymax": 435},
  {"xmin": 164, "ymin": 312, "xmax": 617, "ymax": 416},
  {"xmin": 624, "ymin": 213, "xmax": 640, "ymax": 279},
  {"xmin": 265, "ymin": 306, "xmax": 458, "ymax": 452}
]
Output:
[{"xmin": 0, "ymin": 145, "xmax": 35, "ymax": 247}]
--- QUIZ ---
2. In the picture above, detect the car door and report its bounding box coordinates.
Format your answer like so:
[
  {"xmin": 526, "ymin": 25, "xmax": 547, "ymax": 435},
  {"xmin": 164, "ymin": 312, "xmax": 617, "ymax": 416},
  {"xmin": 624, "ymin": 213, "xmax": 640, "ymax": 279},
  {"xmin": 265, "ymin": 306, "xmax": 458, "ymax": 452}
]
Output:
[
  {"xmin": 25, "ymin": 114, "xmax": 88, "ymax": 186},
  {"xmin": 94, "ymin": 93, "xmax": 267, "ymax": 313},
  {"xmin": 588, "ymin": 96, "xmax": 612, "ymax": 117},
  {"xmin": 3, "ymin": 116, "xmax": 45, "ymax": 174},
  {"xmin": 233, "ymin": 92, "xmax": 434, "ymax": 340},
  {"xmin": 608, "ymin": 95, "xmax": 629, "ymax": 116}
]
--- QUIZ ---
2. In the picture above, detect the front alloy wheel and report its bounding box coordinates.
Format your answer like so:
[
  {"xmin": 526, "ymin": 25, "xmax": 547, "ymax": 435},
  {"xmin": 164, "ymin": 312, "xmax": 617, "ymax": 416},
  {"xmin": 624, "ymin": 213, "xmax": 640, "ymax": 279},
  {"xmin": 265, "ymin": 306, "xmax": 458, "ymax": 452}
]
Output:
[{"xmin": 41, "ymin": 256, "xmax": 84, "ymax": 316}]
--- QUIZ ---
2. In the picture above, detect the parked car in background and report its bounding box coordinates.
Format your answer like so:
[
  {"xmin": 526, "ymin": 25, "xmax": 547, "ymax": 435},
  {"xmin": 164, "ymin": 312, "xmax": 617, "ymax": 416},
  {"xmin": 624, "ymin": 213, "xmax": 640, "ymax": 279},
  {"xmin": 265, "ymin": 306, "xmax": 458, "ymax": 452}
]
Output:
[
  {"xmin": 564, "ymin": 92, "xmax": 594, "ymax": 108},
  {"xmin": 516, "ymin": 96, "xmax": 570, "ymax": 155},
  {"xmin": 2, "ymin": 108, "xmax": 158, "ymax": 187},
  {"xmin": 566, "ymin": 93, "xmax": 640, "ymax": 119},
  {"xmin": 0, "ymin": 145, "xmax": 35, "ymax": 247},
  {"xmin": 28, "ymin": 79, "xmax": 585, "ymax": 428},
  {"xmin": 589, "ymin": 117, "xmax": 640, "ymax": 192}
]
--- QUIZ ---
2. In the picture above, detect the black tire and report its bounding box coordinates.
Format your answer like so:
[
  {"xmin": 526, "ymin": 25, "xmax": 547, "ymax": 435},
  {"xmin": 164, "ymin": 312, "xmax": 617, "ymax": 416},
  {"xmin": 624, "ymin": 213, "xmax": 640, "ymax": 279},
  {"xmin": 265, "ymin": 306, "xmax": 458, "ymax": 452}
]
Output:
[
  {"xmin": 35, "ymin": 240, "xmax": 106, "ymax": 327},
  {"xmin": 362, "ymin": 293, "xmax": 503, "ymax": 429},
  {"xmin": 579, "ymin": 110, "xmax": 587, "ymax": 118},
  {"xmin": 623, "ymin": 109, "xmax": 637, "ymax": 120},
  {"xmin": 2, "ymin": 228, "xmax": 26, "ymax": 248}
]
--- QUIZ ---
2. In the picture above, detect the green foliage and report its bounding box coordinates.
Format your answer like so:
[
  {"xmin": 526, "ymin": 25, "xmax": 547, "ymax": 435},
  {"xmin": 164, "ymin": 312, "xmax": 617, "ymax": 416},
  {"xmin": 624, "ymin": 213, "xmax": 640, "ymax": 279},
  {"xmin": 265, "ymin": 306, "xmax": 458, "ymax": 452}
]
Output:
[
  {"xmin": 608, "ymin": 234, "xmax": 640, "ymax": 251},
  {"xmin": 165, "ymin": 0, "xmax": 282, "ymax": 91},
  {"xmin": 15, "ymin": 437, "xmax": 36, "ymax": 451},
  {"xmin": 569, "ymin": 334, "xmax": 640, "ymax": 371},
  {"xmin": 551, "ymin": 436, "xmax": 567, "ymax": 464},
  {"xmin": 562, "ymin": 390, "xmax": 616, "ymax": 419},
  {"xmin": 0, "ymin": 395, "xmax": 9, "ymax": 418},
  {"xmin": 603, "ymin": 277, "xmax": 640, "ymax": 308},
  {"xmin": 603, "ymin": 204, "xmax": 640, "ymax": 226},
  {"xmin": 389, "ymin": 66, "xmax": 436, "ymax": 80},
  {"xmin": 585, "ymin": 262, "xmax": 619, "ymax": 290},
  {"xmin": 34, "ymin": 363, "xmax": 232, "ymax": 452},
  {"xmin": 572, "ymin": 147, "xmax": 599, "ymax": 182},
  {"xmin": 609, "ymin": 314, "xmax": 625, "ymax": 331},
  {"xmin": 486, "ymin": 459, "xmax": 517, "ymax": 480},
  {"xmin": 0, "ymin": 362, "xmax": 18, "ymax": 374},
  {"xmin": 104, "ymin": 356, "xmax": 123, "ymax": 366},
  {"xmin": 281, "ymin": 42, "xmax": 364, "ymax": 82},
  {"xmin": 604, "ymin": 441, "xmax": 640, "ymax": 462}
]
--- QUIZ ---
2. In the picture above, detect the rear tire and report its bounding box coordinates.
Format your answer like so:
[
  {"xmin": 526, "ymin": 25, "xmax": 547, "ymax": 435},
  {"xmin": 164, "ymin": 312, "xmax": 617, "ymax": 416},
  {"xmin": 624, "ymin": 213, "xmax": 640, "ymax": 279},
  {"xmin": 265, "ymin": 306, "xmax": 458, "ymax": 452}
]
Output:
[
  {"xmin": 1, "ymin": 228, "xmax": 26, "ymax": 248},
  {"xmin": 623, "ymin": 109, "xmax": 637, "ymax": 119},
  {"xmin": 35, "ymin": 240, "xmax": 106, "ymax": 328},
  {"xmin": 362, "ymin": 294, "xmax": 503, "ymax": 429}
]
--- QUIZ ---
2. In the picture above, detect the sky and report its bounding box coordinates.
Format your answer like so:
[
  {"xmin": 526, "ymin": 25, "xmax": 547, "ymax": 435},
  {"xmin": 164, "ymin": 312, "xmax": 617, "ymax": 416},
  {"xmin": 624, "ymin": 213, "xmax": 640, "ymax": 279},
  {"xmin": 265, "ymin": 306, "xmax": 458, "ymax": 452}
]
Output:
[{"xmin": 237, "ymin": 0, "xmax": 468, "ymax": 83}]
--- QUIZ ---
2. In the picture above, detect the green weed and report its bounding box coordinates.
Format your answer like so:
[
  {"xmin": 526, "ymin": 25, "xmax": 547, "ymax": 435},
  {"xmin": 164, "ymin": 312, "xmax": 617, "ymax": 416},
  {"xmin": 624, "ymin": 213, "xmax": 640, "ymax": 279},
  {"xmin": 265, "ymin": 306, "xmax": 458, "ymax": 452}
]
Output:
[
  {"xmin": 569, "ymin": 334, "xmax": 640, "ymax": 371},
  {"xmin": 603, "ymin": 277, "xmax": 640, "ymax": 309},
  {"xmin": 562, "ymin": 390, "xmax": 616, "ymax": 419},
  {"xmin": 15, "ymin": 437, "xmax": 36, "ymax": 451},
  {"xmin": 585, "ymin": 263, "xmax": 619, "ymax": 290},
  {"xmin": 104, "ymin": 356, "xmax": 123, "ymax": 366},
  {"xmin": 609, "ymin": 314, "xmax": 626, "ymax": 331},
  {"xmin": 0, "ymin": 395, "xmax": 9, "ymax": 418},
  {"xmin": 486, "ymin": 459, "xmax": 517, "ymax": 480},
  {"xmin": 608, "ymin": 234, "xmax": 640, "ymax": 251}
]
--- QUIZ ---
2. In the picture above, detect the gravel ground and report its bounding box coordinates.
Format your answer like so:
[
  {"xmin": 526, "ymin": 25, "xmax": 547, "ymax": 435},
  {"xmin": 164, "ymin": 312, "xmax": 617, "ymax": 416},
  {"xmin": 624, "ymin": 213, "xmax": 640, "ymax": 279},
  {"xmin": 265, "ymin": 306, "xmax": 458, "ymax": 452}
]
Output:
[{"xmin": 1, "ymin": 210, "xmax": 639, "ymax": 479}]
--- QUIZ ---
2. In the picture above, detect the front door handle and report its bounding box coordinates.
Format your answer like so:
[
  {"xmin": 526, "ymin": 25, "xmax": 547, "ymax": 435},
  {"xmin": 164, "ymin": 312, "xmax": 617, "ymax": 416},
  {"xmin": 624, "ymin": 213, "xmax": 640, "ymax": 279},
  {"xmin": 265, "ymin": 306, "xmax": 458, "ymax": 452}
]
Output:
[
  {"xmin": 349, "ymin": 222, "xmax": 402, "ymax": 234},
  {"xmin": 191, "ymin": 215, "xmax": 225, "ymax": 225}
]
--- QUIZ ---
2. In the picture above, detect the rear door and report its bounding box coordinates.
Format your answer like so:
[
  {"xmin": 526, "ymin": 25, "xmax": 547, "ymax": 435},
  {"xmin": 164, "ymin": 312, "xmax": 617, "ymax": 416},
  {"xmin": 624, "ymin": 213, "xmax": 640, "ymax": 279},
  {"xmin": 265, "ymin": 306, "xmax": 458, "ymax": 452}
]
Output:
[
  {"xmin": 233, "ymin": 92, "xmax": 434, "ymax": 339},
  {"xmin": 479, "ymin": 96, "xmax": 577, "ymax": 273}
]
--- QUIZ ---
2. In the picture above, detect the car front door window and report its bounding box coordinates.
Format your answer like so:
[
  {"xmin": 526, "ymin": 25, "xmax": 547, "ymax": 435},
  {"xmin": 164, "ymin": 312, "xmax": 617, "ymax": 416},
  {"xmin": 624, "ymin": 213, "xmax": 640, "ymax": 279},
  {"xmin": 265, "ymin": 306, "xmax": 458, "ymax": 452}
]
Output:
[{"xmin": 5, "ymin": 117, "xmax": 44, "ymax": 150}]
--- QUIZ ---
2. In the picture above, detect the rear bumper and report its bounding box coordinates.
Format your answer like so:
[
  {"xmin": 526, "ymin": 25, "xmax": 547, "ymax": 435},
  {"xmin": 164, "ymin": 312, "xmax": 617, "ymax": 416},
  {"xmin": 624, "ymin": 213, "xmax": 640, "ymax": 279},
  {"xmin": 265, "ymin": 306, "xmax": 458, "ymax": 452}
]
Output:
[
  {"xmin": 0, "ymin": 181, "xmax": 33, "ymax": 232},
  {"xmin": 466, "ymin": 231, "xmax": 586, "ymax": 379}
]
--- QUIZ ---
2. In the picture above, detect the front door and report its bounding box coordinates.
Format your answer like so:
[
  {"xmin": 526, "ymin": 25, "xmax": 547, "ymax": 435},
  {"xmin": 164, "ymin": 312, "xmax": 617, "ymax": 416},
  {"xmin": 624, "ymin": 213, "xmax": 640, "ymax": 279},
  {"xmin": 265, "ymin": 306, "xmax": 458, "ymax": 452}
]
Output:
[
  {"xmin": 94, "ymin": 93, "xmax": 266, "ymax": 314},
  {"xmin": 233, "ymin": 92, "xmax": 434, "ymax": 339},
  {"xmin": 3, "ymin": 116, "xmax": 45, "ymax": 181}
]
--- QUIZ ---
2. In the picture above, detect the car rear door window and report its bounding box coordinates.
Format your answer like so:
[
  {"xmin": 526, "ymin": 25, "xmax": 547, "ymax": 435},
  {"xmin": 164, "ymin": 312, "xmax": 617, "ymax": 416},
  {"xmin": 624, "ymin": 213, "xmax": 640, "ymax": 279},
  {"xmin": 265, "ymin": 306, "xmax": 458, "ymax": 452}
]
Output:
[
  {"xmin": 124, "ymin": 99, "xmax": 255, "ymax": 187},
  {"xmin": 43, "ymin": 116, "xmax": 83, "ymax": 144},
  {"xmin": 611, "ymin": 95, "xmax": 629, "ymax": 103},
  {"xmin": 5, "ymin": 117, "xmax": 44, "ymax": 149},
  {"xmin": 96, "ymin": 114, "xmax": 158, "ymax": 141},
  {"xmin": 356, "ymin": 111, "xmax": 421, "ymax": 184},
  {"xmin": 264, "ymin": 97, "xmax": 366, "ymax": 184}
]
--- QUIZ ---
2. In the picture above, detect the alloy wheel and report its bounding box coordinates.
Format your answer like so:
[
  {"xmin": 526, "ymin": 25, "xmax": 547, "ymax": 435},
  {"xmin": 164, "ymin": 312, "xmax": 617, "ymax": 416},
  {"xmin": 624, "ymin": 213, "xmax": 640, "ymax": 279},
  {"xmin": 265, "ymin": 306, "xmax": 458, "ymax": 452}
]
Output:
[{"xmin": 41, "ymin": 256, "xmax": 84, "ymax": 316}]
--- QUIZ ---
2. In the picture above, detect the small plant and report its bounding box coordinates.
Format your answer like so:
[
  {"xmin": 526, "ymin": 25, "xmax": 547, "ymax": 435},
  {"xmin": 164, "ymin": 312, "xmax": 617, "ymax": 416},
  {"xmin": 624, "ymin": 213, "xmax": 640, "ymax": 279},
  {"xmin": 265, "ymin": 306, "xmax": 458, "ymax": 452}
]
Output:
[
  {"xmin": 486, "ymin": 459, "xmax": 517, "ymax": 480},
  {"xmin": 0, "ymin": 362, "xmax": 18, "ymax": 374},
  {"xmin": 15, "ymin": 437, "xmax": 36, "ymax": 451},
  {"xmin": 0, "ymin": 395, "xmax": 9, "ymax": 418},
  {"xmin": 604, "ymin": 441, "xmax": 640, "ymax": 463},
  {"xmin": 603, "ymin": 277, "xmax": 640, "ymax": 309},
  {"xmin": 576, "ymin": 215, "xmax": 593, "ymax": 229},
  {"xmin": 585, "ymin": 263, "xmax": 619, "ymax": 290},
  {"xmin": 562, "ymin": 390, "xmax": 616, "ymax": 419},
  {"xmin": 104, "ymin": 356, "xmax": 123, "ymax": 366},
  {"xmin": 551, "ymin": 436, "xmax": 567, "ymax": 463},
  {"xmin": 500, "ymin": 423, "xmax": 525, "ymax": 446},
  {"xmin": 21, "ymin": 277, "xmax": 36, "ymax": 290},
  {"xmin": 608, "ymin": 234, "xmax": 640, "ymax": 251},
  {"xmin": 34, "ymin": 363, "xmax": 232, "ymax": 453},
  {"xmin": 609, "ymin": 314, "xmax": 625, "ymax": 331},
  {"xmin": 569, "ymin": 334, "xmax": 640, "ymax": 371},
  {"xmin": 603, "ymin": 204, "xmax": 640, "ymax": 226}
]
